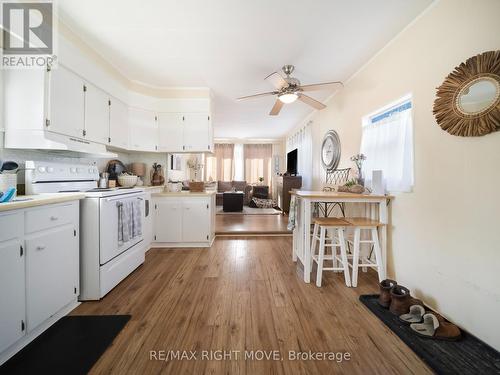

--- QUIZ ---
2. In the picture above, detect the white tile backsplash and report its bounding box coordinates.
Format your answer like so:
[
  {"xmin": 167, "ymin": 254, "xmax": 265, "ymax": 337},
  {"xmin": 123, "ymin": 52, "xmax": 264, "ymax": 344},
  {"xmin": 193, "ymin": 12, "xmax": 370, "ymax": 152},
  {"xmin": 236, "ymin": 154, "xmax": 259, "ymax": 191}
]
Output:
[{"xmin": 0, "ymin": 132, "xmax": 168, "ymax": 186}]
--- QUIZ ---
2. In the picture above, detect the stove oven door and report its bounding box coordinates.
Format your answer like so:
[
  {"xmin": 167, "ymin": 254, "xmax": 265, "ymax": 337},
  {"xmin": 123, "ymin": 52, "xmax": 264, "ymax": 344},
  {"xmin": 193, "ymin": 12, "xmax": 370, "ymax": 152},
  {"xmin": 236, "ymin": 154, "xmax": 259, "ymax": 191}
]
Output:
[{"xmin": 99, "ymin": 192, "xmax": 145, "ymax": 265}]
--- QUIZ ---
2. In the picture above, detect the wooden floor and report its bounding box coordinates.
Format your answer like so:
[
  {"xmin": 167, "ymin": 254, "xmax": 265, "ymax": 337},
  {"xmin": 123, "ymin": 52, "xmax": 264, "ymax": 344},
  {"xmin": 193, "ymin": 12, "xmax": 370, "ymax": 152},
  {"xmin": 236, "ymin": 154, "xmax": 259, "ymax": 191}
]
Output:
[
  {"xmin": 216, "ymin": 214, "xmax": 291, "ymax": 235},
  {"xmin": 73, "ymin": 237, "xmax": 430, "ymax": 374}
]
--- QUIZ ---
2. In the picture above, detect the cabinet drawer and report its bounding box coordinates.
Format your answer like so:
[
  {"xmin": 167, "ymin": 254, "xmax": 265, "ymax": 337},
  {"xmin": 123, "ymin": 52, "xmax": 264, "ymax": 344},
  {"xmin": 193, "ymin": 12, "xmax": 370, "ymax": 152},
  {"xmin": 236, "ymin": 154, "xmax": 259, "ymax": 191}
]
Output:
[
  {"xmin": 0, "ymin": 211, "xmax": 23, "ymax": 242},
  {"xmin": 25, "ymin": 203, "xmax": 75, "ymax": 234}
]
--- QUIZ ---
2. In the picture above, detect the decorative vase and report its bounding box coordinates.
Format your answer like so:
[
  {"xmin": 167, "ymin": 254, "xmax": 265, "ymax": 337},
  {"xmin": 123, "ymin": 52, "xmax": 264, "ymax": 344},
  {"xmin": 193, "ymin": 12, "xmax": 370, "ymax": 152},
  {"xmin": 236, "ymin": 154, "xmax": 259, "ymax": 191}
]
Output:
[{"xmin": 357, "ymin": 168, "xmax": 364, "ymax": 187}]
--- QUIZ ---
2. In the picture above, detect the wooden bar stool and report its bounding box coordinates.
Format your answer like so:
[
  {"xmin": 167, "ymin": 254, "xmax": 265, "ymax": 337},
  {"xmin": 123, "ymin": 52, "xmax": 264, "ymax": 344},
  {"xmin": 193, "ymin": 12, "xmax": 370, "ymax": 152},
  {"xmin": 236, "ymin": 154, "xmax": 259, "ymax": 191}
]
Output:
[
  {"xmin": 310, "ymin": 217, "xmax": 352, "ymax": 287},
  {"xmin": 344, "ymin": 217, "xmax": 385, "ymax": 287}
]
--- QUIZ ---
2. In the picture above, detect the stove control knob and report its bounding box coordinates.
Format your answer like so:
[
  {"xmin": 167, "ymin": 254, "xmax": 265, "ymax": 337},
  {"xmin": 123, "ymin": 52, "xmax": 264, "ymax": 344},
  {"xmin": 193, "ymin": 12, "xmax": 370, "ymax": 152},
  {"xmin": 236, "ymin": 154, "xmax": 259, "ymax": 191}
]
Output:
[
  {"xmin": 47, "ymin": 167, "xmax": 54, "ymax": 173},
  {"xmin": 37, "ymin": 166, "xmax": 46, "ymax": 173}
]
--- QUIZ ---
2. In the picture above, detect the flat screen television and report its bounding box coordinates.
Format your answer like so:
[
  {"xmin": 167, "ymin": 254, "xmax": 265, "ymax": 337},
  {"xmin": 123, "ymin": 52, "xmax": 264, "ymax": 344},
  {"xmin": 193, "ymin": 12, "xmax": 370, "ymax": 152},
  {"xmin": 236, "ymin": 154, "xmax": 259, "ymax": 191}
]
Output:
[{"xmin": 287, "ymin": 149, "xmax": 298, "ymax": 175}]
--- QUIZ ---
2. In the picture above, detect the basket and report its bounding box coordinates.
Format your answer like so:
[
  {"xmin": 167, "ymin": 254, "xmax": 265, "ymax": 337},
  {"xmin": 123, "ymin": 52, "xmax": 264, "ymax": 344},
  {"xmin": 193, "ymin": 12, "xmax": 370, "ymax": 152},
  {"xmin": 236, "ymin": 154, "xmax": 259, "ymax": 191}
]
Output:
[
  {"xmin": 0, "ymin": 174, "xmax": 17, "ymax": 198},
  {"xmin": 189, "ymin": 181, "xmax": 205, "ymax": 192}
]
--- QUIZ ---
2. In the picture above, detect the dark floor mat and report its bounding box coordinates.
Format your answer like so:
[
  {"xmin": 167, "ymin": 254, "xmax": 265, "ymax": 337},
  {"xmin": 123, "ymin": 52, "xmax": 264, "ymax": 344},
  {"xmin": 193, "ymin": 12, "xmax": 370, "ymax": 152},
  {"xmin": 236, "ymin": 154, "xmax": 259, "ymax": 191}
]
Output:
[
  {"xmin": 359, "ymin": 295, "xmax": 500, "ymax": 374},
  {"xmin": 0, "ymin": 315, "xmax": 130, "ymax": 375}
]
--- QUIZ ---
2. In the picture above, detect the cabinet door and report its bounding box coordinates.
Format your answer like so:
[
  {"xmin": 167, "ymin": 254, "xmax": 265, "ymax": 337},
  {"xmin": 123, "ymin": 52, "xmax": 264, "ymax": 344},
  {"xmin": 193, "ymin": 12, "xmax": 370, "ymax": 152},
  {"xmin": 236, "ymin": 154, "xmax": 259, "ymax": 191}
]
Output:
[
  {"xmin": 84, "ymin": 83, "xmax": 110, "ymax": 144},
  {"xmin": 129, "ymin": 108, "xmax": 158, "ymax": 152},
  {"xmin": 143, "ymin": 193, "xmax": 153, "ymax": 248},
  {"xmin": 26, "ymin": 225, "xmax": 78, "ymax": 331},
  {"xmin": 158, "ymin": 113, "xmax": 183, "ymax": 152},
  {"xmin": 154, "ymin": 201, "xmax": 182, "ymax": 242},
  {"xmin": 109, "ymin": 98, "xmax": 129, "ymax": 149},
  {"xmin": 47, "ymin": 65, "xmax": 85, "ymax": 138},
  {"xmin": 182, "ymin": 200, "xmax": 209, "ymax": 242},
  {"xmin": 0, "ymin": 240, "xmax": 25, "ymax": 353},
  {"xmin": 183, "ymin": 113, "xmax": 210, "ymax": 152}
]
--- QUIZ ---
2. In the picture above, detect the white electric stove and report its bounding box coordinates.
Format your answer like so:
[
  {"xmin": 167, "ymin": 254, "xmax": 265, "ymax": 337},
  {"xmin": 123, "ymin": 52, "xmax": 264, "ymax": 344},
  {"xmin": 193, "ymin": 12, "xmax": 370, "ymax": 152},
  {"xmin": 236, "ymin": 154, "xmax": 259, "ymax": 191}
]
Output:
[{"xmin": 25, "ymin": 161, "xmax": 146, "ymax": 300}]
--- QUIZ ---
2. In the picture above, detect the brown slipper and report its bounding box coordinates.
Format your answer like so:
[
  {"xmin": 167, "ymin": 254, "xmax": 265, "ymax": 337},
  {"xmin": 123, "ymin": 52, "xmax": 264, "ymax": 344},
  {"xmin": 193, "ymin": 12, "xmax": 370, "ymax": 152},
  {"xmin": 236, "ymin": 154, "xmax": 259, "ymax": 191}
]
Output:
[
  {"xmin": 378, "ymin": 279, "xmax": 397, "ymax": 308},
  {"xmin": 389, "ymin": 285, "xmax": 423, "ymax": 315},
  {"xmin": 399, "ymin": 304, "xmax": 426, "ymax": 324},
  {"xmin": 410, "ymin": 313, "xmax": 462, "ymax": 341}
]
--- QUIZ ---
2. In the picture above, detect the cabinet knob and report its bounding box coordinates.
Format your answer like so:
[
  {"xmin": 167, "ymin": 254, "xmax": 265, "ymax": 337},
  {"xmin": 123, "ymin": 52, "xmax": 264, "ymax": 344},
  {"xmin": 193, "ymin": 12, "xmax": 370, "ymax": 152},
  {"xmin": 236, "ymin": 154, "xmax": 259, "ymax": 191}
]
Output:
[
  {"xmin": 36, "ymin": 245, "xmax": 46, "ymax": 251},
  {"xmin": 50, "ymin": 216, "xmax": 58, "ymax": 221}
]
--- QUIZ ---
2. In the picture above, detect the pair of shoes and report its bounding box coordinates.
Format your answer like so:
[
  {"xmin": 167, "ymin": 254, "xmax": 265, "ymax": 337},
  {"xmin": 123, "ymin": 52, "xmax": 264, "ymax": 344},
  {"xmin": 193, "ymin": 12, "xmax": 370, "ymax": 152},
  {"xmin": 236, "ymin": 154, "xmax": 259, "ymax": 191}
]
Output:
[
  {"xmin": 377, "ymin": 279, "xmax": 423, "ymax": 315},
  {"xmin": 400, "ymin": 306, "xmax": 462, "ymax": 341}
]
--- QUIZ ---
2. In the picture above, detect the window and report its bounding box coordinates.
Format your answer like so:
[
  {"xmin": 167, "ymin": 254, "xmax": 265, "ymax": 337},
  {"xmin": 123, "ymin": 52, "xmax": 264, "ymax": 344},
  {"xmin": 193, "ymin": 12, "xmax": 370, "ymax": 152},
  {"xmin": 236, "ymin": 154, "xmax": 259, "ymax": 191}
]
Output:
[
  {"xmin": 360, "ymin": 95, "xmax": 414, "ymax": 192},
  {"xmin": 204, "ymin": 143, "xmax": 234, "ymax": 181},
  {"xmin": 244, "ymin": 144, "xmax": 273, "ymax": 187}
]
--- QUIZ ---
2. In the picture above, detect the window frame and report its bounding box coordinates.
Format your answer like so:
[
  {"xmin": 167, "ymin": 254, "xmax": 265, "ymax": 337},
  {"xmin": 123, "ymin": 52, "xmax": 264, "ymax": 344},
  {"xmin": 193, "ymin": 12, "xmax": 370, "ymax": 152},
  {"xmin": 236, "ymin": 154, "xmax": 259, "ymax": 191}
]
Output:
[{"xmin": 361, "ymin": 93, "xmax": 415, "ymax": 193}]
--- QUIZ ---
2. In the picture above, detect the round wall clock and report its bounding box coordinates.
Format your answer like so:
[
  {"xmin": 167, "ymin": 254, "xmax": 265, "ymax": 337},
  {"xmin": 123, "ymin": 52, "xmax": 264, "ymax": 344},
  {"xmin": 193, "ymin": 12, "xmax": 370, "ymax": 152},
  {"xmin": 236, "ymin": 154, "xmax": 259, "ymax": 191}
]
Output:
[{"xmin": 321, "ymin": 130, "xmax": 341, "ymax": 171}]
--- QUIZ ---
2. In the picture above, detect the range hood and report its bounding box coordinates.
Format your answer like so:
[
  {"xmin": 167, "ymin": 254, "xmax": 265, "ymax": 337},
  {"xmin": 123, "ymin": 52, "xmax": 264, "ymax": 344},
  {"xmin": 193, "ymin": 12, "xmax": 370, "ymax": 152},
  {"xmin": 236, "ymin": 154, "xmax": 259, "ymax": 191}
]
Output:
[{"xmin": 4, "ymin": 129, "xmax": 118, "ymax": 158}]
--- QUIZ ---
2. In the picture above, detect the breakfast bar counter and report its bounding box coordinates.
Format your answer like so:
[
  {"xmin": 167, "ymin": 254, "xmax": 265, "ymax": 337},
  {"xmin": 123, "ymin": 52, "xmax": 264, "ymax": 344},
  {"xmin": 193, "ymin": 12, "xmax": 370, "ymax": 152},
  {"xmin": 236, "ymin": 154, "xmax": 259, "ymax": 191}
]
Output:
[{"xmin": 290, "ymin": 190, "xmax": 392, "ymax": 283}]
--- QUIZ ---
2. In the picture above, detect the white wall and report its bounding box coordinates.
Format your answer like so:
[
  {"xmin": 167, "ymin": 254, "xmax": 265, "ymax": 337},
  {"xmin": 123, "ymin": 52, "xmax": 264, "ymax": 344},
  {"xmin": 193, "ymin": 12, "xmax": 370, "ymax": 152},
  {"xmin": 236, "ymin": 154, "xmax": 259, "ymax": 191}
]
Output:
[{"xmin": 286, "ymin": 0, "xmax": 500, "ymax": 349}]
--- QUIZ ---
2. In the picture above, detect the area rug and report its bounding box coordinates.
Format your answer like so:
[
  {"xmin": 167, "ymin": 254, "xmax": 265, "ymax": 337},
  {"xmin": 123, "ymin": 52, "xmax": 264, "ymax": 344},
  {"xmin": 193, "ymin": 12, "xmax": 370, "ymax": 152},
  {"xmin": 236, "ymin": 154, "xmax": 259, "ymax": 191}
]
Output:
[
  {"xmin": 216, "ymin": 206, "xmax": 281, "ymax": 215},
  {"xmin": 359, "ymin": 295, "xmax": 500, "ymax": 374},
  {"xmin": 0, "ymin": 315, "xmax": 131, "ymax": 375}
]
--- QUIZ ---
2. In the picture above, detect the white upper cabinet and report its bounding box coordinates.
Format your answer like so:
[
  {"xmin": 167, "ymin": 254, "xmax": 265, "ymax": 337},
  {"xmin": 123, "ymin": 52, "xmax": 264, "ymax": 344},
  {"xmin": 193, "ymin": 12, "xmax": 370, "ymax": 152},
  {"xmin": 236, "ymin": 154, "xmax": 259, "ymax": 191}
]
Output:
[
  {"xmin": 158, "ymin": 113, "xmax": 184, "ymax": 152},
  {"xmin": 184, "ymin": 113, "xmax": 211, "ymax": 152},
  {"xmin": 84, "ymin": 83, "xmax": 110, "ymax": 144},
  {"xmin": 109, "ymin": 98, "xmax": 129, "ymax": 149},
  {"xmin": 129, "ymin": 108, "xmax": 158, "ymax": 152},
  {"xmin": 46, "ymin": 65, "xmax": 85, "ymax": 138},
  {"xmin": 158, "ymin": 112, "xmax": 212, "ymax": 153}
]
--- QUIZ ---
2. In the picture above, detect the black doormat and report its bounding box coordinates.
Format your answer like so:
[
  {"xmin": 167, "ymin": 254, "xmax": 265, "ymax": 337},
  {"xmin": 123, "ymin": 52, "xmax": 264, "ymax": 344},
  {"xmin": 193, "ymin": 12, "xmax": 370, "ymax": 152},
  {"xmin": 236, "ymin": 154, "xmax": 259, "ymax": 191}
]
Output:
[
  {"xmin": 359, "ymin": 295, "xmax": 500, "ymax": 374},
  {"xmin": 0, "ymin": 315, "xmax": 130, "ymax": 375}
]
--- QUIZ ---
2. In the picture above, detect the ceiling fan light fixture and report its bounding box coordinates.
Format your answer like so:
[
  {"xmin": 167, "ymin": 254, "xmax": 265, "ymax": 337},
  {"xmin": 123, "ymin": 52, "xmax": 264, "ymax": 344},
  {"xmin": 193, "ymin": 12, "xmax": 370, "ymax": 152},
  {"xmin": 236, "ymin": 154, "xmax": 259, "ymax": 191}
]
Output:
[{"xmin": 278, "ymin": 92, "xmax": 298, "ymax": 104}]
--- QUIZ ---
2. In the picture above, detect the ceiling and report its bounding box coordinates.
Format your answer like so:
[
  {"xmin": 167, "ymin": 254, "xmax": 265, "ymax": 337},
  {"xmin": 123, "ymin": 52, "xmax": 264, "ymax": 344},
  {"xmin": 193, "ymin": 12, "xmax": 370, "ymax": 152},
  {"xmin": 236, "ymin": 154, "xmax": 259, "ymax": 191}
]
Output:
[{"xmin": 57, "ymin": 0, "xmax": 433, "ymax": 139}]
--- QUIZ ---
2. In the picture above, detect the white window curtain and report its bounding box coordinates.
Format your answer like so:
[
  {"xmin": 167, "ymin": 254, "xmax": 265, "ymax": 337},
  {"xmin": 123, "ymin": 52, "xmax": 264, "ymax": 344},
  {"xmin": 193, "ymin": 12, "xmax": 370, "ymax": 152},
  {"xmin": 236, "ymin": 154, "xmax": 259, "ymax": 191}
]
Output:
[
  {"xmin": 360, "ymin": 99, "xmax": 414, "ymax": 192},
  {"xmin": 244, "ymin": 144, "xmax": 273, "ymax": 188},
  {"xmin": 287, "ymin": 122, "xmax": 313, "ymax": 189},
  {"xmin": 233, "ymin": 143, "xmax": 245, "ymax": 181},
  {"xmin": 204, "ymin": 143, "xmax": 234, "ymax": 181}
]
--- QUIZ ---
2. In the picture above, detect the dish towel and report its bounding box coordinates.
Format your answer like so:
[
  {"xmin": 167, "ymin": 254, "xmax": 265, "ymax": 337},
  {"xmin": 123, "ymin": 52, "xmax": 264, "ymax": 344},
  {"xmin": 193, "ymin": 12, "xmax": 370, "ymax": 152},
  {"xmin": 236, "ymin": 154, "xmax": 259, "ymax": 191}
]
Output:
[
  {"xmin": 118, "ymin": 201, "xmax": 131, "ymax": 245},
  {"xmin": 287, "ymin": 195, "xmax": 297, "ymax": 231},
  {"xmin": 131, "ymin": 199, "xmax": 143, "ymax": 238}
]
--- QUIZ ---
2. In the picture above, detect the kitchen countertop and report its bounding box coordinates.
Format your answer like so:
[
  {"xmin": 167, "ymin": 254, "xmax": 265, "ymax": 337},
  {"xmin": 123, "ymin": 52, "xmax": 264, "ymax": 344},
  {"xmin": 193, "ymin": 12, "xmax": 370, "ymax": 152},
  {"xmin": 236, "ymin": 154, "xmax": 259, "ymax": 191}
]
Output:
[
  {"xmin": 140, "ymin": 185, "xmax": 166, "ymax": 191},
  {"xmin": 290, "ymin": 190, "xmax": 393, "ymax": 200},
  {"xmin": 152, "ymin": 191, "xmax": 217, "ymax": 197},
  {"xmin": 0, "ymin": 193, "xmax": 86, "ymax": 212}
]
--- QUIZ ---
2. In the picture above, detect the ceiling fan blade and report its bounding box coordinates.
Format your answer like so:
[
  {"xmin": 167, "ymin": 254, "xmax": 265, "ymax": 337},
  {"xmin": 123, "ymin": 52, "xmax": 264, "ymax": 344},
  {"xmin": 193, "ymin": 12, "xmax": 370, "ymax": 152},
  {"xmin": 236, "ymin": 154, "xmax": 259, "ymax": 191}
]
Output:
[
  {"xmin": 300, "ymin": 81, "xmax": 343, "ymax": 91},
  {"xmin": 298, "ymin": 93, "xmax": 326, "ymax": 110},
  {"xmin": 237, "ymin": 91, "xmax": 277, "ymax": 101},
  {"xmin": 269, "ymin": 100, "xmax": 284, "ymax": 116},
  {"xmin": 265, "ymin": 72, "xmax": 288, "ymax": 89}
]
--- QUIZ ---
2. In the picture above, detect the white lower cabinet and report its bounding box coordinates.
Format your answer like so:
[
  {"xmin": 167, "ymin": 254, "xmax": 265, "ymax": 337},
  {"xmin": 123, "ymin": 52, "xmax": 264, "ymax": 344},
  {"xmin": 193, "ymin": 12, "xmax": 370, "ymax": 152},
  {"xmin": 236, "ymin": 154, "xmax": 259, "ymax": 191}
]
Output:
[
  {"xmin": 0, "ymin": 212, "xmax": 25, "ymax": 354},
  {"xmin": 182, "ymin": 201, "xmax": 210, "ymax": 242},
  {"xmin": 153, "ymin": 194, "xmax": 215, "ymax": 247},
  {"xmin": 0, "ymin": 201, "xmax": 80, "ymax": 365},
  {"xmin": 154, "ymin": 201, "xmax": 183, "ymax": 243},
  {"xmin": 26, "ymin": 225, "xmax": 78, "ymax": 331}
]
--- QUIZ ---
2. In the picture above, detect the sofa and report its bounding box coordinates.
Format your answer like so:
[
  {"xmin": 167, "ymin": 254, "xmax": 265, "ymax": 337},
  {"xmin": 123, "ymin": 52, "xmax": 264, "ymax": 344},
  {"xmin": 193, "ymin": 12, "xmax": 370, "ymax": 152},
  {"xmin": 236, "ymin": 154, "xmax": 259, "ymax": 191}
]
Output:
[{"xmin": 216, "ymin": 181, "xmax": 252, "ymax": 206}]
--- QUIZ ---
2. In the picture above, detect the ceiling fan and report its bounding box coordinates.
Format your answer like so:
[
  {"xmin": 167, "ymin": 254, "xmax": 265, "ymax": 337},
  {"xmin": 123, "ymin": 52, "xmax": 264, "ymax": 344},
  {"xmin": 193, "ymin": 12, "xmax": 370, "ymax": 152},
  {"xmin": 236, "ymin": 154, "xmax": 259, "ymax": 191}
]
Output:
[{"xmin": 237, "ymin": 65, "xmax": 343, "ymax": 116}]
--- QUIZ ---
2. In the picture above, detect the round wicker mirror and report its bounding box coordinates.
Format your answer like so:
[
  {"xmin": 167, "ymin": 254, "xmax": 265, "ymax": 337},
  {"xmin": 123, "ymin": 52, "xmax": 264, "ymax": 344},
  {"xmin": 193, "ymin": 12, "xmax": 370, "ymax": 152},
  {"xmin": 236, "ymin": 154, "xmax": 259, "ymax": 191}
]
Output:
[{"xmin": 433, "ymin": 50, "xmax": 500, "ymax": 137}]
